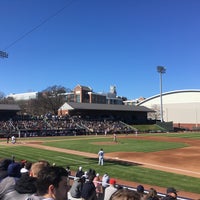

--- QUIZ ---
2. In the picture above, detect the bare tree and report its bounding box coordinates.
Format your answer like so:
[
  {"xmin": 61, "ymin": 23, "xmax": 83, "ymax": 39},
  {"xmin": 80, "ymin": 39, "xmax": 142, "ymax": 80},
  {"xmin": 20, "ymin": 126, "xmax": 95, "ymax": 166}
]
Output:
[
  {"xmin": 37, "ymin": 85, "xmax": 71, "ymax": 115},
  {"xmin": 0, "ymin": 91, "xmax": 5, "ymax": 102},
  {"xmin": 148, "ymin": 104, "xmax": 160, "ymax": 120},
  {"xmin": 0, "ymin": 92, "xmax": 16, "ymax": 104}
]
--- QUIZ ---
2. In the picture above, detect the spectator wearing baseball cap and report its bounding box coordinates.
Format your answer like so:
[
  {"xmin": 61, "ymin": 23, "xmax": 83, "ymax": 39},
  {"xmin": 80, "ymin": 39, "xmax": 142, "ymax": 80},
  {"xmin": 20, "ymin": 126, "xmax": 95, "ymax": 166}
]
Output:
[
  {"xmin": 162, "ymin": 187, "xmax": 178, "ymax": 200},
  {"xmin": 104, "ymin": 178, "xmax": 117, "ymax": 200},
  {"xmin": 7, "ymin": 162, "xmax": 21, "ymax": 178},
  {"xmin": 0, "ymin": 162, "xmax": 21, "ymax": 199},
  {"xmin": 75, "ymin": 166, "xmax": 84, "ymax": 178},
  {"xmin": 136, "ymin": 184, "xmax": 147, "ymax": 200}
]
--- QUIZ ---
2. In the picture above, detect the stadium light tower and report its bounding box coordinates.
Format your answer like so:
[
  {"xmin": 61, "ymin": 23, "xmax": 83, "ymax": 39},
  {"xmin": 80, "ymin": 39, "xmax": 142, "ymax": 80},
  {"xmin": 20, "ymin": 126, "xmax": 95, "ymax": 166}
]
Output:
[
  {"xmin": 0, "ymin": 50, "xmax": 8, "ymax": 59},
  {"xmin": 157, "ymin": 66, "xmax": 166, "ymax": 122}
]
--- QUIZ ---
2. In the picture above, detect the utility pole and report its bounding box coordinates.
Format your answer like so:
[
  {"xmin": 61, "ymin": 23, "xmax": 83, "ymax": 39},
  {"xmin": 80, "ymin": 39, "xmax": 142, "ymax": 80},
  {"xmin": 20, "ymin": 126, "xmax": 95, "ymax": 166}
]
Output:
[{"xmin": 157, "ymin": 66, "xmax": 166, "ymax": 122}]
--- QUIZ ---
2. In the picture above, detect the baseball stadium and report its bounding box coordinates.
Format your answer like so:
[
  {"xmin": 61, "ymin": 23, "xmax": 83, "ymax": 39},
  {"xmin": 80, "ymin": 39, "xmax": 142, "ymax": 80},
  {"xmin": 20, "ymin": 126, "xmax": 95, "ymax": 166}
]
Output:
[
  {"xmin": 0, "ymin": 98, "xmax": 200, "ymax": 200},
  {"xmin": 1, "ymin": 0, "xmax": 200, "ymax": 199}
]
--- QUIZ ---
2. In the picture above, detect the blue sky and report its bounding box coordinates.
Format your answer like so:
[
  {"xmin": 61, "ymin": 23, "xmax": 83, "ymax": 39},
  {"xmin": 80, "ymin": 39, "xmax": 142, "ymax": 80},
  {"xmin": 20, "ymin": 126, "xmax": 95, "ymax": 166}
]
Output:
[{"xmin": 1, "ymin": 0, "xmax": 200, "ymax": 99}]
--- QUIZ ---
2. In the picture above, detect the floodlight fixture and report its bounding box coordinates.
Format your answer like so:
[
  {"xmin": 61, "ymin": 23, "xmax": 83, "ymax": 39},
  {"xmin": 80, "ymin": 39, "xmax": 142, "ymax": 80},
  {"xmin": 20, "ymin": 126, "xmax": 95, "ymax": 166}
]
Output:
[
  {"xmin": 0, "ymin": 50, "xmax": 8, "ymax": 58},
  {"xmin": 157, "ymin": 66, "xmax": 166, "ymax": 74},
  {"xmin": 157, "ymin": 66, "xmax": 166, "ymax": 122}
]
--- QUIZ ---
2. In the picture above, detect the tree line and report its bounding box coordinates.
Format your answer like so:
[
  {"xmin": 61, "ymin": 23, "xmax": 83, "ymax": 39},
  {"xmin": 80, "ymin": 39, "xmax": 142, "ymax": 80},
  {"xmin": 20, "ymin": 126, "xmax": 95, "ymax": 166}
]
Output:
[{"xmin": 0, "ymin": 85, "xmax": 71, "ymax": 116}]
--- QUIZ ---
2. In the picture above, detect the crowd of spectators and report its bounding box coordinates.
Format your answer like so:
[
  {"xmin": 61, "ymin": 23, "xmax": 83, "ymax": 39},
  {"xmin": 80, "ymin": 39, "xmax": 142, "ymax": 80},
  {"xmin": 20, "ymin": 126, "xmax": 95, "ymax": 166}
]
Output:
[
  {"xmin": 0, "ymin": 115, "xmax": 133, "ymax": 137},
  {"xmin": 0, "ymin": 157, "xmax": 179, "ymax": 200}
]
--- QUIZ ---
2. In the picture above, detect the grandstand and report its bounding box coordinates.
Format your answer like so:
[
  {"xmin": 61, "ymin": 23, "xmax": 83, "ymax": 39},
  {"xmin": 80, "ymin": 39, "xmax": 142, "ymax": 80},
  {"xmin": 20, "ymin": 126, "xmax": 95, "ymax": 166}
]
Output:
[
  {"xmin": 0, "ymin": 101, "xmax": 154, "ymax": 138},
  {"xmin": 0, "ymin": 116, "xmax": 134, "ymax": 138}
]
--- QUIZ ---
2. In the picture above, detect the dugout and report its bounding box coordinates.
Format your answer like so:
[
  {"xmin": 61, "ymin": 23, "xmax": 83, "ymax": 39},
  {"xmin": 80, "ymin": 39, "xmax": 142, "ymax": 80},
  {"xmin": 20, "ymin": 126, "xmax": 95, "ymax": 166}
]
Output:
[{"xmin": 58, "ymin": 102, "xmax": 154, "ymax": 124}]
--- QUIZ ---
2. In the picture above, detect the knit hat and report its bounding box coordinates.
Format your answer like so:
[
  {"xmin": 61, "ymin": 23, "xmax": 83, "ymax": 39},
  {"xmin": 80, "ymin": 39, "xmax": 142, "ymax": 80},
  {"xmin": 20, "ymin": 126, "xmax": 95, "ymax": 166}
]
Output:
[
  {"xmin": 167, "ymin": 187, "xmax": 178, "ymax": 194},
  {"xmin": 137, "ymin": 185, "xmax": 144, "ymax": 193},
  {"xmin": 7, "ymin": 162, "xmax": 21, "ymax": 178}
]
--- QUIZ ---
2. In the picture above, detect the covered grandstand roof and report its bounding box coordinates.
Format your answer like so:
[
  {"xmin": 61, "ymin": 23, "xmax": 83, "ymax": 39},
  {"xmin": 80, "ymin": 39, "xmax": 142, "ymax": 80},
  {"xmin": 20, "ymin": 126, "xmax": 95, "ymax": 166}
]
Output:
[
  {"xmin": 58, "ymin": 102, "xmax": 154, "ymax": 124},
  {"xmin": 0, "ymin": 104, "xmax": 20, "ymax": 111},
  {"xmin": 59, "ymin": 102, "xmax": 153, "ymax": 112},
  {"xmin": 0, "ymin": 104, "xmax": 21, "ymax": 120}
]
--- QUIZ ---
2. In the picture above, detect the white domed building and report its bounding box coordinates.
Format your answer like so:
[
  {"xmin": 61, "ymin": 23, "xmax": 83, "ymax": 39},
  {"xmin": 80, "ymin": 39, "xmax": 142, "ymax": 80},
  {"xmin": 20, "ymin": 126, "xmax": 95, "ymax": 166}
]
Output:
[{"xmin": 137, "ymin": 90, "xmax": 200, "ymax": 130}]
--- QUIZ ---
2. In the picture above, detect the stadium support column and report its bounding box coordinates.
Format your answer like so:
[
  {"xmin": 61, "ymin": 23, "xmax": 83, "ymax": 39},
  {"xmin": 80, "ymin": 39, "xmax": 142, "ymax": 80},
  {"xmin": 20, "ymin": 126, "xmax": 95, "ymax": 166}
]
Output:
[{"xmin": 157, "ymin": 66, "xmax": 166, "ymax": 122}]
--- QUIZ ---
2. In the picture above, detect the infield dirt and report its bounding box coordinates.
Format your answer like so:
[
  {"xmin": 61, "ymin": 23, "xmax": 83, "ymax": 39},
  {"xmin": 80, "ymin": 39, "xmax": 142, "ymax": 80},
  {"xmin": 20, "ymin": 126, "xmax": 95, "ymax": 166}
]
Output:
[{"xmin": 2, "ymin": 134, "xmax": 200, "ymax": 199}]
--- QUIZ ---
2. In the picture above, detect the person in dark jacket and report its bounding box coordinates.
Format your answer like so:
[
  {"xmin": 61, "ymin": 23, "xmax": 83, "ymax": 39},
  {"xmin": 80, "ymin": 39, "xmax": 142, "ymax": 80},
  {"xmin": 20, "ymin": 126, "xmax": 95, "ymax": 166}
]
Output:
[
  {"xmin": 81, "ymin": 172, "xmax": 97, "ymax": 200},
  {"xmin": 75, "ymin": 166, "xmax": 84, "ymax": 178},
  {"xmin": 162, "ymin": 187, "xmax": 178, "ymax": 200}
]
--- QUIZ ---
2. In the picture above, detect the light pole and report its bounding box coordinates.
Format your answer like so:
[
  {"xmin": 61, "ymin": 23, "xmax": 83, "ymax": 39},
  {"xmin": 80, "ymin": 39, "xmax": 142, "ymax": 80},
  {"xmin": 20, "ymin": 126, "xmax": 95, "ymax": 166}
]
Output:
[{"xmin": 157, "ymin": 66, "xmax": 166, "ymax": 122}]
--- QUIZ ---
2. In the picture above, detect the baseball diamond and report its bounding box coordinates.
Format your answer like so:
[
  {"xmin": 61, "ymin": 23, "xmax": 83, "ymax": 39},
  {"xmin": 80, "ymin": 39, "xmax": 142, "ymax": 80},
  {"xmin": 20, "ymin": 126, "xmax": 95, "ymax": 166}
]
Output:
[{"xmin": 0, "ymin": 134, "xmax": 200, "ymax": 199}]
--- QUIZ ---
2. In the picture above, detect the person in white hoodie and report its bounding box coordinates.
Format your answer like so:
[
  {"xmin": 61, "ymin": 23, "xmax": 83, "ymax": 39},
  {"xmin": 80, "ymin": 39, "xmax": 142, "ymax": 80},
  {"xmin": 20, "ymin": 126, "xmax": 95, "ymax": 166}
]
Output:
[{"xmin": 101, "ymin": 173, "xmax": 110, "ymax": 195}]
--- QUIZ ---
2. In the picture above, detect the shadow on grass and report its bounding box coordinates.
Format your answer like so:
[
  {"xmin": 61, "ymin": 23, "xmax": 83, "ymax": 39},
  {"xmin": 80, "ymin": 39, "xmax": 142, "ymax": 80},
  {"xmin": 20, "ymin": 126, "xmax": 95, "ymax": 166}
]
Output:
[{"xmin": 87, "ymin": 157, "xmax": 142, "ymax": 167}]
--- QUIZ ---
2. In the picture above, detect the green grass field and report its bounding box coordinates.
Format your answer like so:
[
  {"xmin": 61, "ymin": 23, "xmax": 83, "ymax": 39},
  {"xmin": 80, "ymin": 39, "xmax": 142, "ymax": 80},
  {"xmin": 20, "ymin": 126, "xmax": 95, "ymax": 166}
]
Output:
[{"xmin": 0, "ymin": 133, "xmax": 200, "ymax": 194}]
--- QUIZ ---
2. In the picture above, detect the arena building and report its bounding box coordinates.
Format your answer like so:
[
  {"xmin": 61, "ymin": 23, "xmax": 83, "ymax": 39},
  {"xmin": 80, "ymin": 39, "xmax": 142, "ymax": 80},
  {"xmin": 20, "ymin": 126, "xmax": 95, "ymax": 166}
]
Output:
[{"xmin": 137, "ymin": 89, "xmax": 200, "ymax": 130}]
